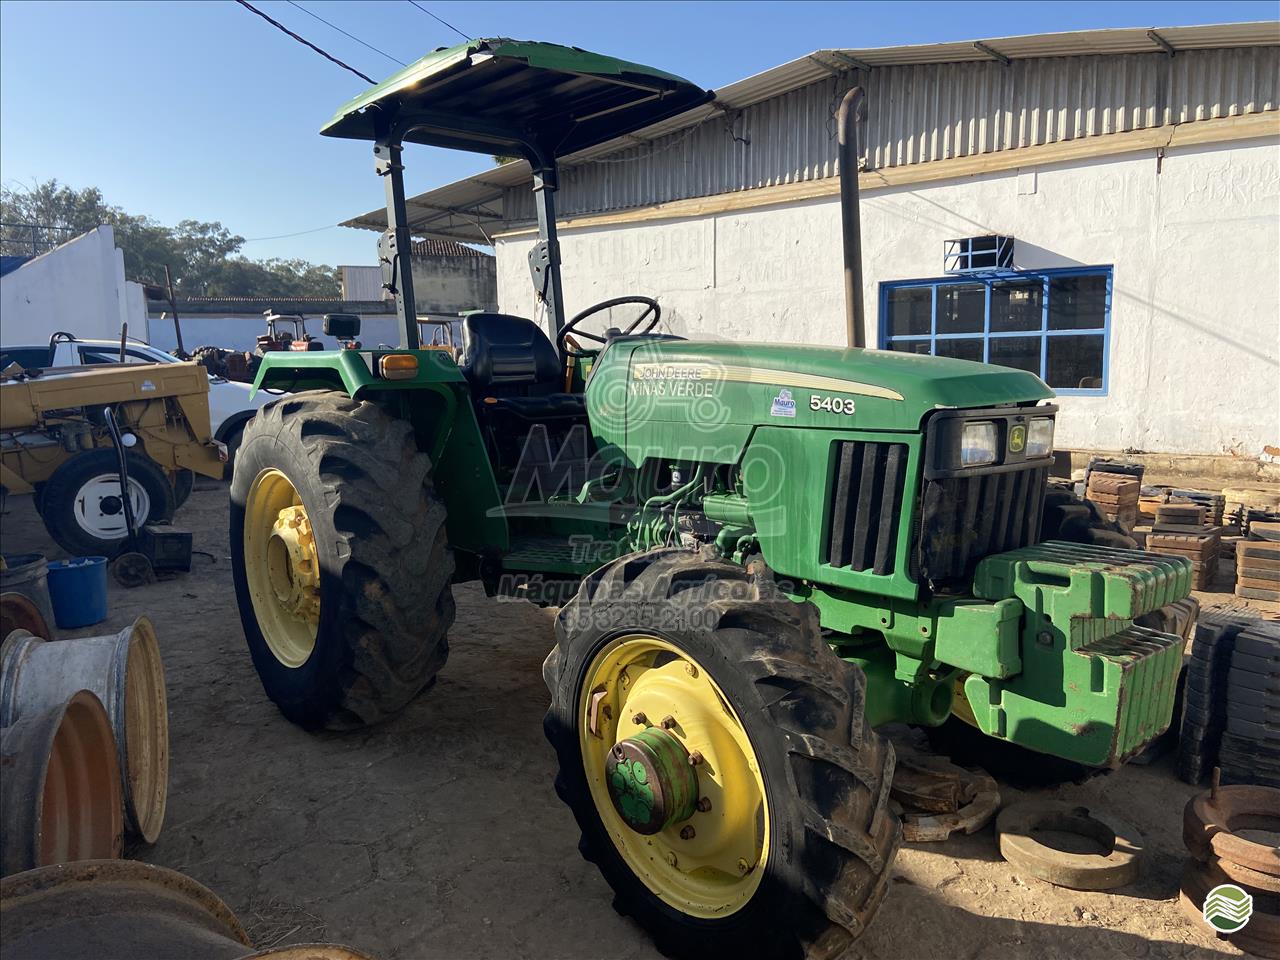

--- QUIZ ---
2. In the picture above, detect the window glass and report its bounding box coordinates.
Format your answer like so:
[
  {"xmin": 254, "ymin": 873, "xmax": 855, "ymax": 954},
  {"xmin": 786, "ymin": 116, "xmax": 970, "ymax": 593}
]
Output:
[
  {"xmin": 880, "ymin": 269, "xmax": 1110, "ymax": 393},
  {"xmin": 1046, "ymin": 335, "xmax": 1104, "ymax": 389},
  {"xmin": 0, "ymin": 348, "xmax": 51, "ymax": 369},
  {"xmin": 885, "ymin": 287, "xmax": 932, "ymax": 337},
  {"xmin": 936, "ymin": 284, "xmax": 984, "ymax": 334},
  {"xmin": 1048, "ymin": 275, "xmax": 1107, "ymax": 330},
  {"xmin": 935, "ymin": 338, "xmax": 984, "ymax": 363},
  {"xmin": 888, "ymin": 340, "xmax": 931, "ymax": 355},
  {"xmin": 990, "ymin": 280, "xmax": 1043, "ymax": 332},
  {"xmin": 989, "ymin": 336, "xmax": 1041, "ymax": 374}
]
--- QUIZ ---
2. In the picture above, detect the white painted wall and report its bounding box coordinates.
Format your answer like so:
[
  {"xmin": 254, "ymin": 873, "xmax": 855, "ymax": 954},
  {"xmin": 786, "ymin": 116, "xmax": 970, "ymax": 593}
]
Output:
[
  {"xmin": 495, "ymin": 137, "xmax": 1280, "ymax": 457},
  {"xmin": 0, "ymin": 226, "xmax": 148, "ymax": 346},
  {"xmin": 340, "ymin": 265, "xmax": 386, "ymax": 301}
]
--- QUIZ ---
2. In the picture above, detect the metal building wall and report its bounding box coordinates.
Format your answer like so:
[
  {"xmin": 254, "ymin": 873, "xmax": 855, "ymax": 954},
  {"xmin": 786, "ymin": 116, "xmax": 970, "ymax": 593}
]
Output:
[{"xmin": 503, "ymin": 47, "xmax": 1278, "ymax": 221}]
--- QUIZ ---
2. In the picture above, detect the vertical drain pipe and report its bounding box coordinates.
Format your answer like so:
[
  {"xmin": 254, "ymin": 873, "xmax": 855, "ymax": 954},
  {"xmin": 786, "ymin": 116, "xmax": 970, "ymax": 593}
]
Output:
[{"xmin": 838, "ymin": 87, "xmax": 867, "ymax": 349}]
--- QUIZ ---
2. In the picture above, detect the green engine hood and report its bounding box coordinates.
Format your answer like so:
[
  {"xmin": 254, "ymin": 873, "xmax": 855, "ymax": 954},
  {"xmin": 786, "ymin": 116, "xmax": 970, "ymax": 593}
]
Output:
[{"xmin": 589, "ymin": 338, "xmax": 1052, "ymax": 439}]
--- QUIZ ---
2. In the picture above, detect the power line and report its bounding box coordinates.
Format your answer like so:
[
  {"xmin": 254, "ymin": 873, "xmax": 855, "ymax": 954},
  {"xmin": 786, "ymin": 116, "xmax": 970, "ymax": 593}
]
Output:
[
  {"xmin": 241, "ymin": 224, "xmax": 342, "ymax": 242},
  {"xmin": 233, "ymin": 0, "xmax": 376, "ymax": 84},
  {"xmin": 284, "ymin": 0, "xmax": 405, "ymax": 67},
  {"xmin": 405, "ymin": 0, "xmax": 469, "ymax": 44}
]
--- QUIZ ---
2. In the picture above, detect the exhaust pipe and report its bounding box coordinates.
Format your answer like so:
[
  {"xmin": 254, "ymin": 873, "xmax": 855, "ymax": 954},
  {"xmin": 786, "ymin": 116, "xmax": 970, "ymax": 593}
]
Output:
[{"xmin": 837, "ymin": 87, "xmax": 866, "ymax": 349}]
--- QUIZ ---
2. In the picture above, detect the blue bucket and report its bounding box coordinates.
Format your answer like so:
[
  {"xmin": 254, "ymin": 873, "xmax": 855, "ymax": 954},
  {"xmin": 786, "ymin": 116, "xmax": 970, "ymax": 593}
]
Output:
[{"xmin": 46, "ymin": 557, "xmax": 109, "ymax": 629}]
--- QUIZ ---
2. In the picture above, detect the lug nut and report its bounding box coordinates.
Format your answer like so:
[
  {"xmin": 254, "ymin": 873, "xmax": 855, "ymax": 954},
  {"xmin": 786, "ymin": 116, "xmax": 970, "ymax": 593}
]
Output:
[
  {"xmin": 688, "ymin": 751, "xmax": 704, "ymax": 766},
  {"xmin": 680, "ymin": 826, "xmax": 696, "ymax": 840},
  {"xmin": 666, "ymin": 851, "xmax": 678, "ymax": 867},
  {"xmin": 696, "ymin": 797, "xmax": 712, "ymax": 813},
  {"xmin": 611, "ymin": 744, "xmax": 625, "ymax": 759},
  {"xmin": 684, "ymin": 662, "xmax": 698, "ymax": 678},
  {"xmin": 632, "ymin": 712, "xmax": 648, "ymax": 726},
  {"xmin": 660, "ymin": 715, "xmax": 677, "ymax": 730},
  {"xmin": 737, "ymin": 858, "xmax": 750, "ymax": 875}
]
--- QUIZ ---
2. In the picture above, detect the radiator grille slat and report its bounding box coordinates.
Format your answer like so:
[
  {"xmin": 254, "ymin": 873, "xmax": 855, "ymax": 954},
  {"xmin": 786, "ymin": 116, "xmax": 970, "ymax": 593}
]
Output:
[
  {"xmin": 873, "ymin": 445, "xmax": 906, "ymax": 576},
  {"xmin": 824, "ymin": 441, "xmax": 908, "ymax": 576},
  {"xmin": 919, "ymin": 465, "xmax": 1050, "ymax": 583}
]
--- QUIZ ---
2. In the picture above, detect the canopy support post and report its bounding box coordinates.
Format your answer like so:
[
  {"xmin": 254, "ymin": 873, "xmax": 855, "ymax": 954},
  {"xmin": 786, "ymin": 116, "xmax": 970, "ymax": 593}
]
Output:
[
  {"xmin": 529, "ymin": 160, "xmax": 568, "ymax": 342},
  {"xmin": 375, "ymin": 138, "xmax": 421, "ymax": 350}
]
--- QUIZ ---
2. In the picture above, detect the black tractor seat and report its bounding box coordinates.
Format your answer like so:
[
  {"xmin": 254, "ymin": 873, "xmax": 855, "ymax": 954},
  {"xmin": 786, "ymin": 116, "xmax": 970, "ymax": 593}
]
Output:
[{"xmin": 458, "ymin": 312, "xmax": 585, "ymax": 419}]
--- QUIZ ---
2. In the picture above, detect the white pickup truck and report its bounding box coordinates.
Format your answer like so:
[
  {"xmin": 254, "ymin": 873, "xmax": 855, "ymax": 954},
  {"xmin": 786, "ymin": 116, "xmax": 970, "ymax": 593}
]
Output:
[{"xmin": 0, "ymin": 337, "xmax": 275, "ymax": 469}]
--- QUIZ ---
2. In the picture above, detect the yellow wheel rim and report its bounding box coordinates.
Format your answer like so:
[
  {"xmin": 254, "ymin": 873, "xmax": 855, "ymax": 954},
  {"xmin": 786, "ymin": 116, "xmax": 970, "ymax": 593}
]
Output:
[
  {"xmin": 244, "ymin": 468, "xmax": 320, "ymax": 668},
  {"xmin": 578, "ymin": 634, "xmax": 769, "ymax": 918}
]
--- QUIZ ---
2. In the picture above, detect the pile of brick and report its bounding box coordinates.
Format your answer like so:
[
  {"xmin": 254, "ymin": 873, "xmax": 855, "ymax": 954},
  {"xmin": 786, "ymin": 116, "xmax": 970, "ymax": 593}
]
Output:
[
  {"xmin": 1085, "ymin": 472, "xmax": 1140, "ymax": 529},
  {"xmin": 1138, "ymin": 493, "xmax": 1165, "ymax": 525},
  {"xmin": 1154, "ymin": 501, "xmax": 1208, "ymax": 533},
  {"xmin": 1236, "ymin": 538, "xmax": 1280, "ymax": 602},
  {"xmin": 1147, "ymin": 530, "xmax": 1220, "ymax": 590}
]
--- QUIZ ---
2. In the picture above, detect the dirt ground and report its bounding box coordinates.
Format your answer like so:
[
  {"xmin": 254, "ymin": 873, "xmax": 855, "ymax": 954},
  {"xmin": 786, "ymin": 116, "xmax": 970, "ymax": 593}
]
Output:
[{"xmin": 1, "ymin": 477, "xmax": 1268, "ymax": 959}]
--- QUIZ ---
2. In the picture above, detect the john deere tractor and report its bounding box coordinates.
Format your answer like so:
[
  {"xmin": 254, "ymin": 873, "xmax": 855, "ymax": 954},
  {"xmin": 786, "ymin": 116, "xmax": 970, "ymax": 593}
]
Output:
[{"xmin": 231, "ymin": 40, "xmax": 1192, "ymax": 958}]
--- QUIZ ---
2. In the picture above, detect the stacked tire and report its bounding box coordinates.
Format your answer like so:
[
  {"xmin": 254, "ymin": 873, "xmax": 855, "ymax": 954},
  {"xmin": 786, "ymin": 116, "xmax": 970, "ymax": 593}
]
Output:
[
  {"xmin": 1218, "ymin": 624, "xmax": 1280, "ymax": 788},
  {"xmin": 1178, "ymin": 616, "xmax": 1253, "ymax": 784}
]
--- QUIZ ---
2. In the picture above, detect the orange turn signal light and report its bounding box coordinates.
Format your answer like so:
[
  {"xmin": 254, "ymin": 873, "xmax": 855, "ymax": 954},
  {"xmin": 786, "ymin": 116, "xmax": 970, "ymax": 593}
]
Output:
[{"xmin": 378, "ymin": 354, "xmax": 419, "ymax": 380}]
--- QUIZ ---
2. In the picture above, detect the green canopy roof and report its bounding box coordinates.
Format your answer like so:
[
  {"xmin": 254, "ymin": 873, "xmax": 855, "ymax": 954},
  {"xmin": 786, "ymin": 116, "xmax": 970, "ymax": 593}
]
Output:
[{"xmin": 321, "ymin": 38, "xmax": 712, "ymax": 160}]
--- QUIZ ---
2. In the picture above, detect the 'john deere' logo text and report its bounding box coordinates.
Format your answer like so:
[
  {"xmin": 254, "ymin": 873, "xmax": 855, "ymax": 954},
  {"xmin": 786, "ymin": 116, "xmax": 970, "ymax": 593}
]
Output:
[{"xmin": 1009, "ymin": 424, "xmax": 1026, "ymax": 453}]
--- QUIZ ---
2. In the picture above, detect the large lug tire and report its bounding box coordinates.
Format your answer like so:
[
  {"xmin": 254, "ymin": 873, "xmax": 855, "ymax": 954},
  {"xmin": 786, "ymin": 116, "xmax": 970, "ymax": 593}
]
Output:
[
  {"xmin": 544, "ymin": 548, "xmax": 899, "ymax": 959},
  {"xmin": 171, "ymin": 468, "xmax": 195, "ymax": 508},
  {"xmin": 229, "ymin": 390, "xmax": 454, "ymax": 729},
  {"xmin": 39, "ymin": 448, "xmax": 175, "ymax": 557}
]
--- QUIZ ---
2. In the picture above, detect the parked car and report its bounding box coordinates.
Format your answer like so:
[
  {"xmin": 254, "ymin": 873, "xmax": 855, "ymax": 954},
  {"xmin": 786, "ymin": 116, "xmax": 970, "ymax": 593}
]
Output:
[{"xmin": 0, "ymin": 338, "xmax": 276, "ymax": 474}]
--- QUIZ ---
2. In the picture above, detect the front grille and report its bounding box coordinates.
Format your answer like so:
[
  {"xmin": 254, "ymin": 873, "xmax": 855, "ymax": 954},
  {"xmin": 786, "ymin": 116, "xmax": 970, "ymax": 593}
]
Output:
[
  {"xmin": 824, "ymin": 441, "xmax": 908, "ymax": 576},
  {"xmin": 918, "ymin": 465, "xmax": 1049, "ymax": 584}
]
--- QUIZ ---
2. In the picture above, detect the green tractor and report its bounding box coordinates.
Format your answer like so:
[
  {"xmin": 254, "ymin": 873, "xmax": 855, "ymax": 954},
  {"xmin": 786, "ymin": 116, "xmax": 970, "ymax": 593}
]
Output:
[{"xmin": 231, "ymin": 39, "xmax": 1192, "ymax": 957}]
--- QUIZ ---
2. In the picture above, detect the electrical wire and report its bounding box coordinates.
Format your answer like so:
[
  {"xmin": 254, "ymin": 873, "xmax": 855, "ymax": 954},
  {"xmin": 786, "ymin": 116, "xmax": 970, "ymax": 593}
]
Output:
[
  {"xmin": 284, "ymin": 0, "xmax": 406, "ymax": 67},
  {"xmin": 241, "ymin": 224, "xmax": 342, "ymax": 243},
  {"xmin": 233, "ymin": 0, "xmax": 376, "ymax": 85},
  {"xmin": 405, "ymin": 0, "xmax": 470, "ymax": 43}
]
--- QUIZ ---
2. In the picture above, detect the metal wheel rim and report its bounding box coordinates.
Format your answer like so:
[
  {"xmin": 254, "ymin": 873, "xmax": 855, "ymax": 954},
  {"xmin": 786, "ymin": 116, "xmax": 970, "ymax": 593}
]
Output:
[
  {"xmin": 578, "ymin": 633, "xmax": 769, "ymax": 918},
  {"xmin": 244, "ymin": 468, "xmax": 318, "ymax": 668},
  {"xmin": 73, "ymin": 475, "xmax": 150, "ymax": 539}
]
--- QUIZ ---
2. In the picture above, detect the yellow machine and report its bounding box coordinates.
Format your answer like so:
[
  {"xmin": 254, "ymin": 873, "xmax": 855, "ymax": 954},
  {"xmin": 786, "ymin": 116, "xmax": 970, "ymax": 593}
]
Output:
[{"xmin": 0, "ymin": 361, "xmax": 225, "ymax": 555}]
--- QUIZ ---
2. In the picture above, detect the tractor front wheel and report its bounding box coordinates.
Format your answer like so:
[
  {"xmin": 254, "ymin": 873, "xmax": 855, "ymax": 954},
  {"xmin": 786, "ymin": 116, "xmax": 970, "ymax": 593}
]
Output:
[
  {"xmin": 230, "ymin": 390, "xmax": 454, "ymax": 729},
  {"xmin": 544, "ymin": 549, "xmax": 899, "ymax": 959}
]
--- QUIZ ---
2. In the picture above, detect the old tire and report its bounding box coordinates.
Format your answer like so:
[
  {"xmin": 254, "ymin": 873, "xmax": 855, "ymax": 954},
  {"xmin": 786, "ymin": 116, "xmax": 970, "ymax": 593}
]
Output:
[
  {"xmin": 171, "ymin": 469, "xmax": 195, "ymax": 508},
  {"xmin": 544, "ymin": 548, "xmax": 899, "ymax": 959},
  {"xmin": 229, "ymin": 390, "xmax": 454, "ymax": 729},
  {"xmin": 39, "ymin": 449, "xmax": 174, "ymax": 557}
]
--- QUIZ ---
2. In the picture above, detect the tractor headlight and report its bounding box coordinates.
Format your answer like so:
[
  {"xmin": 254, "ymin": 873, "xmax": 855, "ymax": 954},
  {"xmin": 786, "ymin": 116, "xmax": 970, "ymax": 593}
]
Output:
[
  {"xmin": 1026, "ymin": 417, "xmax": 1055, "ymax": 458},
  {"xmin": 960, "ymin": 421, "xmax": 999, "ymax": 467}
]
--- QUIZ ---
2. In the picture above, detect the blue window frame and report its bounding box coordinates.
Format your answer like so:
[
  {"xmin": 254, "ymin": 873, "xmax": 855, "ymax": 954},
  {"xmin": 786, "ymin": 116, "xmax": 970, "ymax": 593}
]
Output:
[{"xmin": 878, "ymin": 266, "xmax": 1112, "ymax": 396}]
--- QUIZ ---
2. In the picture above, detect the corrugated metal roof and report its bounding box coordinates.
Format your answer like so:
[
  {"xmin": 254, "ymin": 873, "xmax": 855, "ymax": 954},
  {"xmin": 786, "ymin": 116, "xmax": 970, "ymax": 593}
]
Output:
[{"xmin": 343, "ymin": 21, "xmax": 1280, "ymax": 240}]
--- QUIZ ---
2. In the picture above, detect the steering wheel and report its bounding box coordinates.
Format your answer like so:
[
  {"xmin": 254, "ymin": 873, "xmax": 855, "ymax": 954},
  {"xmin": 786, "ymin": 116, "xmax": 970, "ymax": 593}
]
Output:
[{"xmin": 557, "ymin": 296, "xmax": 661, "ymax": 358}]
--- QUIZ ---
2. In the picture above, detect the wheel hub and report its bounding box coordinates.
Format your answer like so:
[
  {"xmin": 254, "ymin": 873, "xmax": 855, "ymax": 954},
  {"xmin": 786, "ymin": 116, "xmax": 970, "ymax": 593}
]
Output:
[
  {"xmin": 605, "ymin": 726, "xmax": 699, "ymax": 835},
  {"xmin": 266, "ymin": 504, "xmax": 319, "ymax": 623}
]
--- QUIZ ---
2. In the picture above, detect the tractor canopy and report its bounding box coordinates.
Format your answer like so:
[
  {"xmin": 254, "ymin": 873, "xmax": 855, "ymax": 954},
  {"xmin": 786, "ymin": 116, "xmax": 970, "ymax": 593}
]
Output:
[{"xmin": 320, "ymin": 38, "xmax": 713, "ymax": 159}]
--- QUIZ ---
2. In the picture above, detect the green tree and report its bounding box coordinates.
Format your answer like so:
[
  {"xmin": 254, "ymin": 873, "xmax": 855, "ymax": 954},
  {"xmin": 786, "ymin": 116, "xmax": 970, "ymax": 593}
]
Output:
[{"xmin": 0, "ymin": 179, "xmax": 339, "ymax": 297}]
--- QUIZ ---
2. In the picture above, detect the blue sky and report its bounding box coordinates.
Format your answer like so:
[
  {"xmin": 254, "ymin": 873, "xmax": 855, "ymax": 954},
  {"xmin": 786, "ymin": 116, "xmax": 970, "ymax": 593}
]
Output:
[{"xmin": 2, "ymin": 0, "xmax": 1275, "ymax": 268}]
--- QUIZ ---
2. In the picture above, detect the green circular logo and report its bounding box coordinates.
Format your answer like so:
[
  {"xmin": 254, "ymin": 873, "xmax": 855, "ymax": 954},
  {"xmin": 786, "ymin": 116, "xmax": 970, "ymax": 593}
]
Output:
[
  {"xmin": 1009, "ymin": 424, "xmax": 1026, "ymax": 453},
  {"xmin": 1202, "ymin": 883, "xmax": 1253, "ymax": 933}
]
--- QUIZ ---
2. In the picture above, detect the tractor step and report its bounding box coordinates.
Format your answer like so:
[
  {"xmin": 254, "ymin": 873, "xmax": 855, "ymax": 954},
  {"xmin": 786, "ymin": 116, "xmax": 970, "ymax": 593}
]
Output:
[{"xmin": 502, "ymin": 536, "xmax": 626, "ymax": 575}]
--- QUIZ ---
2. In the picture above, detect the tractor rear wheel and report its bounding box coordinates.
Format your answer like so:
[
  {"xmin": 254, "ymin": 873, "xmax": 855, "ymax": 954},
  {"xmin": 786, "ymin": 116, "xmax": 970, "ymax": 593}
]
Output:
[
  {"xmin": 544, "ymin": 548, "xmax": 899, "ymax": 959},
  {"xmin": 229, "ymin": 390, "xmax": 454, "ymax": 729}
]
